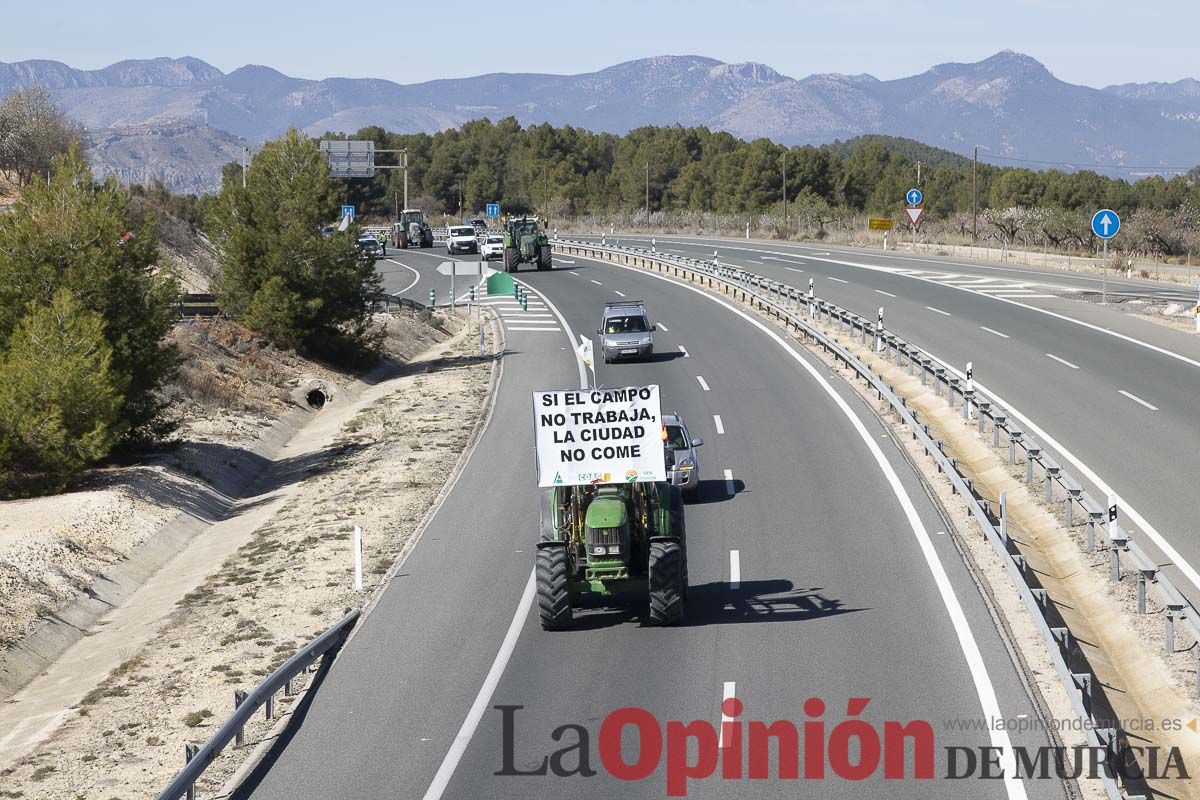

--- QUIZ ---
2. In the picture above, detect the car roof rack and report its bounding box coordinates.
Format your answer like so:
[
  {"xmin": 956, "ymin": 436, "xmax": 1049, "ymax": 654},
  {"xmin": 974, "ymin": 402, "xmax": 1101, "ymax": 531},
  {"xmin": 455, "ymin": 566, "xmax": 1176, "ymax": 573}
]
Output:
[{"xmin": 604, "ymin": 299, "xmax": 645, "ymax": 308}]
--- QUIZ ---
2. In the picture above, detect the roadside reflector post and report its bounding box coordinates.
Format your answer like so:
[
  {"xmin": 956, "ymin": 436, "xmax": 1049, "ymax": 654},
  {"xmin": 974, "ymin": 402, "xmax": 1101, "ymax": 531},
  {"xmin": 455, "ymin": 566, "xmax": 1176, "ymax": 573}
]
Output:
[
  {"xmin": 963, "ymin": 362, "xmax": 974, "ymax": 420},
  {"xmin": 1107, "ymin": 493, "xmax": 1118, "ymax": 544},
  {"xmin": 651, "ymin": 238, "xmax": 656, "ymax": 252},
  {"xmin": 428, "ymin": 288, "xmax": 435, "ymax": 307},
  {"xmin": 745, "ymin": 221, "xmax": 750, "ymax": 239},
  {"xmin": 875, "ymin": 307, "xmax": 884, "ymax": 352},
  {"xmin": 999, "ymin": 490, "xmax": 1008, "ymax": 544},
  {"xmin": 1110, "ymin": 527, "xmax": 1127, "ymax": 582},
  {"xmin": 353, "ymin": 525, "xmax": 363, "ymax": 590}
]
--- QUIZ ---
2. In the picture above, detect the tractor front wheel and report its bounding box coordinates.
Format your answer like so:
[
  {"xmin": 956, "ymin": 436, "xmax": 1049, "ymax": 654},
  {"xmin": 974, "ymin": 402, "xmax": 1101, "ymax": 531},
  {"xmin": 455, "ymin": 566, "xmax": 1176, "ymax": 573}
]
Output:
[
  {"xmin": 398, "ymin": 233, "xmax": 409, "ymax": 250},
  {"xmin": 537, "ymin": 244, "xmax": 552, "ymax": 271},
  {"xmin": 504, "ymin": 247, "xmax": 519, "ymax": 273},
  {"xmin": 648, "ymin": 540, "xmax": 685, "ymax": 626},
  {"xmin": 536, "ymin": 545, "xmax": 573, "ymax": 631}
]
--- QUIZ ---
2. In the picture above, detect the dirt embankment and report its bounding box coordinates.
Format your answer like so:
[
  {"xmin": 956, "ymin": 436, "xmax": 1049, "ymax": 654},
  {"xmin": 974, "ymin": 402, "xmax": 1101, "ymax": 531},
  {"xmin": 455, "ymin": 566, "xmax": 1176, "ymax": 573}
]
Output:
[{"xmin": 0, "ymin": 309, "xmax": 500, "ymax": 797}]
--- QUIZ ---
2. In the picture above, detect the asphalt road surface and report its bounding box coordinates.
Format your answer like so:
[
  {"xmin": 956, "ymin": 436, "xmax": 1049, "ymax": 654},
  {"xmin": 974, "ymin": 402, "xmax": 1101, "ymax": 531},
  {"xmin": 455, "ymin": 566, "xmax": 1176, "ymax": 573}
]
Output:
[
  {"xmin": 236, "ymin": 250, "xmax": 1067, "ymax": 799},
  {"xmin": 573, "ymin": 233, "xmax": 1200, "ymax": 611}
]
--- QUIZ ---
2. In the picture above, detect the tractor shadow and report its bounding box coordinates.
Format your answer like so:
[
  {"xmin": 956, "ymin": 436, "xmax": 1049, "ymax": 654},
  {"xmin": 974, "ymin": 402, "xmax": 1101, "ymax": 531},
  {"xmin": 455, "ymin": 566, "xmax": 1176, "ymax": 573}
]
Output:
[
  {"xmin": 686, "ymin": 479, "xmax": 747, "ymax": 504},
  {"xmin": 563, "ymin": 580, "xmax": 861, "ymax": 631}
]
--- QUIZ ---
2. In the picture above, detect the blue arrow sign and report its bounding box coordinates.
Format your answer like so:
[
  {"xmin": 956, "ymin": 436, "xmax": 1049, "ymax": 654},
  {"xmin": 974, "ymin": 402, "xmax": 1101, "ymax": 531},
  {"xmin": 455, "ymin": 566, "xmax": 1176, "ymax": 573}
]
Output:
[
  {"xmin": 906, "ymin": 188, "xmax": 923, "ymax": 206},
  {"xmin": 1091, "ymin": 209, "xmax": 1120, "ymax": 239},
  {"xmin": 486, "ymin": 203, "xmax": 500, "ymax": 217},
  {"xmin": 341, "ymin": 205, "xmax": 355, "ymax": 222}
]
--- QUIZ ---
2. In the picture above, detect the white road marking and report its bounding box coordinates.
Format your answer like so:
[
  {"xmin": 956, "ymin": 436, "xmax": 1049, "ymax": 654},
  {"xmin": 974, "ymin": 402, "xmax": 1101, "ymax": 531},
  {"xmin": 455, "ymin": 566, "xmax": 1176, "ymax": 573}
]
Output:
[
  {"xmin": 729, "ymin": 550, "xmax": 741, "ymax": 589},
  {"xmin": 996, "ymin": 293, "xmax": 1055, "ymax": 298},
  {"xmin": 506, "ymin": 326, "xmax": 563, "ymax": 332},
  {"xmin": 678, "ymin": 346, "xmax": 690, "ymax": 357},
  {"xmin": 696, "ymin": 376, "xmax": 710, "ymax": 391},
  {"xmin": 557, "ymin": 259, "xmax": 575, "ymax": 264},
  {"xmin": 926, "ymin": 306, "xmax": 952, "ymax": 316},
  {"xmin": 601, "ymin": 258, "xmax": 1029, "ymax": 800},
  {"xmin": 590, "ymin": 279, "xmax": 603, "ymax": 285},
  {"xmin": 656, "ymin": 322, "xmax": 669, "ymax": 331},
  {"xmin": 980, "ymin": 326, "xmax": 1010, "ymax": 339},
  {"xmin": 1119, "ymin": 389, "xmax": 1159, "ymax": 411},
  {"xmin": 385, "ymin": 258, "xmax": 422, "ymax": 294},
  {"xmin": 827, "ymin": 276, "xmax": 849, "ymax": 284},
  {"xmin": 714, "ymin": 414, "xmax": 724, "ymax": 434},
  {"xmin": 875, "ymin": 289, "xmax": 897, "ymax": 298},
  {"xmin": 724, "ymin": 468, "xmax": 735, "ymax": 496},
  {"xmin": 785, "ymin": 267, "xmax": 804, "ymax": 273},
  {"xmin": 745, "ymin": 259, "xmax": 763, "ymax": 264},
  {"xmin": 568, "ymin": 271, "xmax": 580, "ymax": 276},
  {"xmin": 719, "ymin": 682, "xmax": 737, "ymax": 748},
  {"xmin": 1045, "ymin": 353, "xmax": 1079, "ymax": 370},
  {"xmin": 613, "ymin": 290, "xmax": 626, "ymax": 297}
]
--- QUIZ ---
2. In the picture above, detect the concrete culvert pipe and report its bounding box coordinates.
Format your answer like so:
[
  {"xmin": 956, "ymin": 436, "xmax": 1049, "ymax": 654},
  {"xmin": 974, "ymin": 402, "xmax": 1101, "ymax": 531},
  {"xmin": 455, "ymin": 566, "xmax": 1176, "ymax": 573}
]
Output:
[
  {"xmin": 306, "ymin": 388, "xmax": 329, "ymax": 410},
  {"xmin": 294, "ymin": 379, "xmax": 337, "ymax": 411}
]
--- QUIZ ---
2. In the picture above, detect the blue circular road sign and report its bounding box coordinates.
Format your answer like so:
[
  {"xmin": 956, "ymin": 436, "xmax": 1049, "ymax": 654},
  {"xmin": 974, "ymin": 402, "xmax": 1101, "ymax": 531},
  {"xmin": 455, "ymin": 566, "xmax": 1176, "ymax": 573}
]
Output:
[
  {"xmin": 1091, "ymin": 209, "xmax": 1120, "ymax": 239},
  {"xmin": 906, "ymin": 188, "xmax": 923, "ymax": 206}
]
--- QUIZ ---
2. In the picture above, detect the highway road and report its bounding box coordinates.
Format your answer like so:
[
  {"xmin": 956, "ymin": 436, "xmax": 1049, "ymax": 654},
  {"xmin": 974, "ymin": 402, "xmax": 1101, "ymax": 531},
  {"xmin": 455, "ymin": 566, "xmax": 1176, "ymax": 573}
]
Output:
[
  {"xmin": 236, "ymin": 248, "xmax": 1068, "ymax": 798},
  {"xmin": 575, "ymin": 233, "xmax": 1200, "ymax": 609}
]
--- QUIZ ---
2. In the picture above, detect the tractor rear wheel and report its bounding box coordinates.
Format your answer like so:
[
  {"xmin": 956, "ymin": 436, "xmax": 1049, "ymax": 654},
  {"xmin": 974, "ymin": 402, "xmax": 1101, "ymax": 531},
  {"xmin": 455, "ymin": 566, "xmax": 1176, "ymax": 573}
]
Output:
[
  {"xmin": 669, "ymin": 487, "xmax": 689, "ymax": 600},
  {"xmin": 537, "ymin": 244, "xmax": 552, "ymax": 271},
  {"xmin": 536, "ymin": 545, "xmax": 572, "ymax": 631},
  {"xmin": 504, "ymin": 247, "xmax": 519, "ymax": 273},
  {"xmin": 398, "ymin": 233, "xmax": 409, "ymax": 249},
  {"xmin": 648, "ymin": 540, "xmax": 684, "ymax": 626}
]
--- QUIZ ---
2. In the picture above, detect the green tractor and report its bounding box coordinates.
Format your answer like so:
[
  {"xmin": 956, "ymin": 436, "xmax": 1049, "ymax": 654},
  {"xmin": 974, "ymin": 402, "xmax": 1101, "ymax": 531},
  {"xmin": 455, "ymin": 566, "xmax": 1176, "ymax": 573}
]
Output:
[
  {"xmin": 536, "ymin": 481, "xmax": 687, "ymax": 629},
  {"xmin": 503, "ymin": 216, "xmax": 552, "ymax": 272},
  {"xmin": 393, "ymin": 209, "xmax": 434, "ymax": 249}
]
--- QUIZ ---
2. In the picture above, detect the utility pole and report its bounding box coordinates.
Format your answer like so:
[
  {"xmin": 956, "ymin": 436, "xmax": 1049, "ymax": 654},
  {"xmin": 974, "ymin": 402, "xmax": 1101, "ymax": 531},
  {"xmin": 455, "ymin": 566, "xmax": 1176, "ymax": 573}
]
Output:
[
  {"xmin": 543, "ymin": 163, "xmax": 549, "ymax": 213},
  {"xmin": 916, "ymin": 160, "xmax": 921, "ymax": 185},
  {"xmin": 644, "ymin": 161, "xmax": 650, "ymax": 225},
  {"xmin": 402, "ymin": 149, "xmax": 409, "ymax": 210},
  {"xmin": 972, "ymin": 146, "xmax": 978, "ymax": 244},
  {"xmin": 782, "ymin": 150, "xmax": 788, "ymax": 230},
  {"xmin": 241, "ymin": 146, "xmax": 248, "ymax": 189}
]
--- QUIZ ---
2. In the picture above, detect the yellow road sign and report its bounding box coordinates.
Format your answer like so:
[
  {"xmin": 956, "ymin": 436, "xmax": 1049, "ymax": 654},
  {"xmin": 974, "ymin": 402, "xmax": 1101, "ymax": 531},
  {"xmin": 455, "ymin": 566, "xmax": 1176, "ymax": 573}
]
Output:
[{"xmin": 868, "ymin": 218, "xmax": 894, "ymax": 231}]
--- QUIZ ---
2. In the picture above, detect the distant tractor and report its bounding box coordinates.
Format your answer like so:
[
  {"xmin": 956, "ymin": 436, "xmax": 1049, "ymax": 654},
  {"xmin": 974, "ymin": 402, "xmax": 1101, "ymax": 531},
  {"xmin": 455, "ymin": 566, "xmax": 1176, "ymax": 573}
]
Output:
[
  {"xmin": 503, "ymin": 216, "xmax": 552, "ymax": 272},
  {"xmin": 537, "ymin": 482, "xmax": 687, "ymax": 629},
  {"xmin": 393, "ymin": 209, "xmax": 434, "ymax": 249}
]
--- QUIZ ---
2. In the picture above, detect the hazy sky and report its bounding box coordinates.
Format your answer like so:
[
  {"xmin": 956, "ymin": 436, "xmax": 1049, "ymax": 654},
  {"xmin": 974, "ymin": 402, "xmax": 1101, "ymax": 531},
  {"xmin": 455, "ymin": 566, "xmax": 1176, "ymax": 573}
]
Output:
[{"xmin": 2, "ymin": 0, "xmax": 1196, "ymax": 87}]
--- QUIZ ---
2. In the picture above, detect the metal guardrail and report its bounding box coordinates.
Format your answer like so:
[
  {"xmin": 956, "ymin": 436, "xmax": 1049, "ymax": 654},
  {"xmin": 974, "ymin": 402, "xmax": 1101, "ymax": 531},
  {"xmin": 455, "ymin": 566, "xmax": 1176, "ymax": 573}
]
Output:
[
  {"xmin": 156, "ymin": 609, "xmax": 360, "ymax": 800},
  {"xmin": 555, "ymin": 236, "xmax": 1193, "ymax": 800}
]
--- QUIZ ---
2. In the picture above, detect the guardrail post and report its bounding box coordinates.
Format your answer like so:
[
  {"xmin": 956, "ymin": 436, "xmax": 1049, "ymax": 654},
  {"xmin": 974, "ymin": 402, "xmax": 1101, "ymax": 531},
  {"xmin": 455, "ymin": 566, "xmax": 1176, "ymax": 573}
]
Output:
[
  {"xmin": 1008, "ymin": 430, "xmax": 1023, "ymax": 465},
  {"xmin": 934, "ymin": 367, "xmax": 945, "ymax": 397},
  {"xmin": 947, "ymin": 377, "xmax": 958, "ymax": 409},
  {"xmin": 993, "ymin": 413, "xmax": 1006, "ymax": 447},
  {"xmin": 963, "ymin": 389, "xmax": 974, "ymax": 421},
  {"xmin": 1166, "ymin": 602, "xmax": 1184, "ymax": 654},
  {"xmin": 184, "ymin": 743, "xmax": 200, "ymax": 800},
  {"xmin": 234, "ymin": 689, "xmax": 248, "ymax": 747},
  {"xmin": 977, "ymin": 401, "xmax": 990, "ymax": 434},
  {"xmin": 1044, "ymin": 465, "xmax": 1060, "ymax": 503},
  {"xmin": 1073, "ymin": 672, "xmax": 1092, "ymax": 712},
  {"xmin": 266, "ymin": 692, "xmax": 275, "ymax": 721},
  {"xmin": 1087, "ymin": 508, "xmax": 1102, "ymax": 552},
  {"xmin": 1025, "ymin": 445, "xmax": 1040, "ymax": 484},
  {"xmin": 1138, "ymin": 568, "xmax": 1156, "ymax": 614},
  {"xmin": 284, "ymin": 676, "xmax": 294, "ymax": 697}
]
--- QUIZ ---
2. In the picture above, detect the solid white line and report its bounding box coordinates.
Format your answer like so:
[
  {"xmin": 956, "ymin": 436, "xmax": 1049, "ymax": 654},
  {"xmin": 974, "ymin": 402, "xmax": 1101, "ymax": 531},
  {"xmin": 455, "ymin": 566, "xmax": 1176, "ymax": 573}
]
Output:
[
  {"xmin": 745, "ymin": 259, "xmax": 763, "ymax": 264},
  {"xmin": 875, "ymin": 289, "xmax": 897, "ymax": 298},
  {"xmin": 696, "ymin": 376, "xmax": 710, "ymax": 391},
  {"xmin": 422, "ymin": 572, "xmax": 535, "ymax": 800},
  {"xmin": 920, "ymin": 355, "xmax": 1200, "ymax": 597},
  {"xmin": 678, "ymin": 346, "xmax": 690, "ymax": 357},
  {"xmin": 421, "ymin": 271, "xmax": 588, "ymax": 800},
  {"xmin": 385, "ymin": 258, "xmax": 422, "ymax": 294},
  {"xmin": 998, "ymin": 293, "xmax": 1055, "ymax": 298},
  {"xmin": 500, "ymin": 318, "xmax": 558, "ymax": 323},
  {"xmin": 719, "ymin": 681, "xmax": 737, "ymax": 748},
  {"xmin": 613, "ymin": 290, "xmax": 626, "ymax": 297},
  {"xmin": 926, "ymin": 306, "xmax": 952, "ymax": 316},
  {"xmin": 724, "ymin": 468, "xmax": 735, "ymax": 496},
  {"xmin": 557, "ymin": 259, "xmax": 575, "ymax": 264},
  {"xmin": 1119, "ymin": 389, "xmax": 1159, "ymax": 411},
  {"xmin": 590, "ymin": 279, "xmax": 603, "ymax": 285},
  {"xmin": 506, "ymin": 327, "xmax": 563, "ymax": 332},
  {"xmin": 827, "ymin": 276, "xmax": 849, "ymax": 284},
  {"xmin": 713, "ymin": 414, "xmax": 724, "ymax": 435},
  {"xmin": 729, "ymin": 550, "xmax": 740, "ymax": 589},
  {"xmin": 568, "ymin": 271, "xmax": 580, "ymax": 276},
  {"xmin": 1045, "ymin": 353, "xmax": 1079, "ymax": 370},
  {"xmin": 601, "ymin": 258, "xmax": 1029, "ymax": 799},
  {"xmin": 980, "ymin": 326, "xmax": 1010, "ymax": 339},
  {"xmin": 785, "ymin": 267, "xmax": 804, "ymax": 273}
]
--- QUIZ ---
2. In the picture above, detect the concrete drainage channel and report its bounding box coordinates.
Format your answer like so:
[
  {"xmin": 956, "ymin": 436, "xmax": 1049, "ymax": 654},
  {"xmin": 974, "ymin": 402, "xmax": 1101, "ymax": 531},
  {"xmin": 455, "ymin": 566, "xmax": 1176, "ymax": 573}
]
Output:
[{"xmin": 556, "ymin": 238, "xmax": 1199, "ymax": 799}]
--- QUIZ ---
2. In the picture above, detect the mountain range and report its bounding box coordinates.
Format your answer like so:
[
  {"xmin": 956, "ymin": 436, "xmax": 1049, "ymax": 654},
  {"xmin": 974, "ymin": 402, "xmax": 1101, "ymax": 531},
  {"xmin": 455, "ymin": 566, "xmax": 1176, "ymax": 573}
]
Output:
[{"xmin": 2, "ymin": 51, "xmax": 1196, "ymax": 193}]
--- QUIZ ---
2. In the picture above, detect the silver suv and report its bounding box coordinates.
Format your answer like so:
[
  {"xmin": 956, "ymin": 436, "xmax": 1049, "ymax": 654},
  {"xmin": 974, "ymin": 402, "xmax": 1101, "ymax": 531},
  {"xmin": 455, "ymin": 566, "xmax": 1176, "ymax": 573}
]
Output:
[
  {"xmin": 598, "ymin": 300, "xmax": 655, "ymax": 363},
  {"xmin": 663, "ymin": 413, "xmax": 703, "ymax": 498}
]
